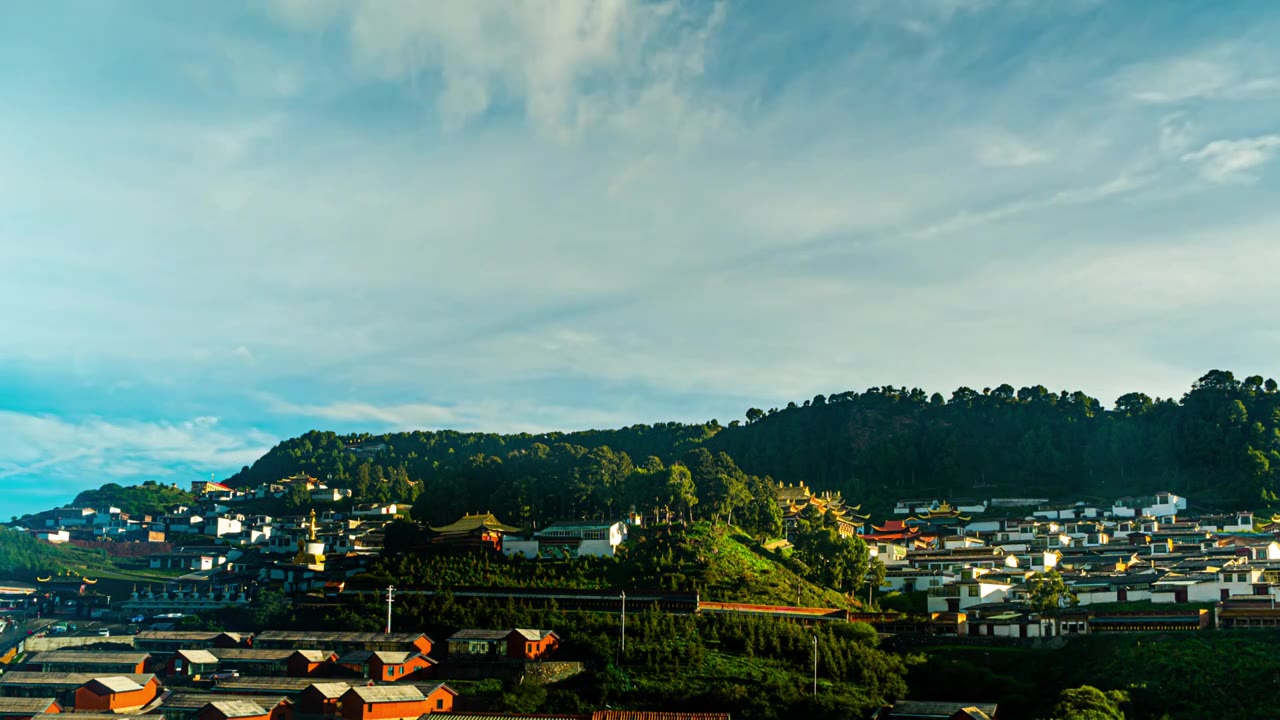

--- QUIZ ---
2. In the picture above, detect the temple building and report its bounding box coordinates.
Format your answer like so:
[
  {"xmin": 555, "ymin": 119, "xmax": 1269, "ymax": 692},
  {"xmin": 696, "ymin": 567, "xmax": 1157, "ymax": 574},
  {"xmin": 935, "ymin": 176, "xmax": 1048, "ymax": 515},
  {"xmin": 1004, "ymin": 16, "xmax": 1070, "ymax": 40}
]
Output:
[
  {"xmin": 429, "ymin": 513, "xmax": 521, "ymax": 551},
  {"xmin": 294, "ymin": 510, "xmax": 326, "ymax": 570},
  {"xmin": 904, "ymin": 501, "xmax": 972, "ymax": 535},
  {"xmin": 775, "ymin": 482, "xmax": 869, "ymax": 538}
]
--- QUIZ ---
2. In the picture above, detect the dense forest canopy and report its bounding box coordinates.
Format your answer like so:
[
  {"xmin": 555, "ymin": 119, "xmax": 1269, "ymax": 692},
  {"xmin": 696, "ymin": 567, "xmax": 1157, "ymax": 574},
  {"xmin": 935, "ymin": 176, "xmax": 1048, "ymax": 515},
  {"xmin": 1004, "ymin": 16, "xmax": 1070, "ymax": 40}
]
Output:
[{"xmin": 225, "ymin": 370, "xmax": 1280, "ymax": 521}]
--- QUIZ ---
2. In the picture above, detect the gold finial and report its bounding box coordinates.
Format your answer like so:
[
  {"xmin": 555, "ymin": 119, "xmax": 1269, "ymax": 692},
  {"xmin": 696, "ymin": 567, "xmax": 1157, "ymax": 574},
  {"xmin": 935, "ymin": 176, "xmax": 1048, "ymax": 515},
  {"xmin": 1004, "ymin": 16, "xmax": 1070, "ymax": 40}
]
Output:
[{"xmin": 309, "ymin": 509, "xmax": 317, "ymax": 541}]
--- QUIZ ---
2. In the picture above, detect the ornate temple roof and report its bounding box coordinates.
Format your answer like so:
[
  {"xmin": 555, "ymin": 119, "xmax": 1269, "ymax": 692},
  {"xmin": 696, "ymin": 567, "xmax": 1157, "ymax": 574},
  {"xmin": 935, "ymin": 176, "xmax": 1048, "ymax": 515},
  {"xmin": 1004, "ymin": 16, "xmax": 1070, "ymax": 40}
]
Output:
[{"xmin": 429, "ymin": 513, "xmax": 521, "ymax": 536}]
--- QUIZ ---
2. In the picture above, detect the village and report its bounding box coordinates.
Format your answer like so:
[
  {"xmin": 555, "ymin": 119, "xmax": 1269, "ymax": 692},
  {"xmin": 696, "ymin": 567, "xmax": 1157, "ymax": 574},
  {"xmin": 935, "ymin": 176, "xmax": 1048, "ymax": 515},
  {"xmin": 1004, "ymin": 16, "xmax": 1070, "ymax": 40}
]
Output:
[{"xmin": 5, "ymin": 471, "xmax": 1280, "ymax": 720}]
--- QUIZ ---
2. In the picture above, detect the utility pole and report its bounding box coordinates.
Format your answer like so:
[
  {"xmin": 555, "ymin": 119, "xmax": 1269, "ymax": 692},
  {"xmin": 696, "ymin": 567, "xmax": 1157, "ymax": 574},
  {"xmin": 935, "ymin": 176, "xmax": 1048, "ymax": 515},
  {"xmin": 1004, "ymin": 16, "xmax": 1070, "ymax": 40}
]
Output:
[
  {"xmin": 812, "ymin": 635, "xmax": 818, "ymax": 696},
  {"xmin": 619, "ymin": 591, "xmax": 627, "ymax": 660},
  {"xmin": 385, "ymin": 585, "xmax": 395, "ymax": 634}
]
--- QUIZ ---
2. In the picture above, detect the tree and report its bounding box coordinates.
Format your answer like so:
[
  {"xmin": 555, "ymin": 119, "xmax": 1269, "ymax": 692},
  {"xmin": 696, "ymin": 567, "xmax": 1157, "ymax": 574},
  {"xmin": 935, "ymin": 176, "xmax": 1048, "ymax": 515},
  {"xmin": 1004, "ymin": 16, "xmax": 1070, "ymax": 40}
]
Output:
[
  {"xmin": 1049, "ymin": 685, "xmax": 1128, "ymax": 720},
  {"xmin": 1027, "ymin": 571, "xmax": 1077, "ymax": 615},
  {"xmin": 745, "ymin": 408, "xmax": 765, "ymax": 424},
  {"xmin": 664, "ymin": 465, "xmax": 698, "ymax": 522}
]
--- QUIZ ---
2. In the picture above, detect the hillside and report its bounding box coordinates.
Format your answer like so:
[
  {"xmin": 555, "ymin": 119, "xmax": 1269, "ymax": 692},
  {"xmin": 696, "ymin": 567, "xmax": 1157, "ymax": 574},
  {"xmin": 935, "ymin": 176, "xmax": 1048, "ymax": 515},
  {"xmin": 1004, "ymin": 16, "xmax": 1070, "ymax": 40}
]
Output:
[
  {"xmin": 371, "ymin": 521, "xmax": 852, "ymax": 609},
  {"xmin": 0, "ymin": 527, "xmax": 116, "ymax": 581},
  {"xmin": 71, "ymin": 481, "xmax": 195, "ymax": 517},
  {"xmin": 224, "ymin": 370, "xmax": 1280, "ymax": 521}
]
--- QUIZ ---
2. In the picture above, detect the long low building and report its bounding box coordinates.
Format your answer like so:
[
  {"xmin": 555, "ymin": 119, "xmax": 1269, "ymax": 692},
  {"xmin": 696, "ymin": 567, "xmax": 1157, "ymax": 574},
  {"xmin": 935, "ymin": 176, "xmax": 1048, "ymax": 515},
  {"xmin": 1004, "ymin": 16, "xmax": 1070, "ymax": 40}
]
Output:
[{"xmin": 25, "ymin": 651, "xmax": 151, "ymax": 674}]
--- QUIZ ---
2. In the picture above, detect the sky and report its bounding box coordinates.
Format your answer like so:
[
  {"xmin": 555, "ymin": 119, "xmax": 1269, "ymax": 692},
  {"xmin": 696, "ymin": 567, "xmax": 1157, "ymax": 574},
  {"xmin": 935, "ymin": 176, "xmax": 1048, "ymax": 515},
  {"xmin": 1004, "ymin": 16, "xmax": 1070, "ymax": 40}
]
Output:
[{"xmin": 2, "ymin": 0, "xmax": 1280, "ymax": 517}]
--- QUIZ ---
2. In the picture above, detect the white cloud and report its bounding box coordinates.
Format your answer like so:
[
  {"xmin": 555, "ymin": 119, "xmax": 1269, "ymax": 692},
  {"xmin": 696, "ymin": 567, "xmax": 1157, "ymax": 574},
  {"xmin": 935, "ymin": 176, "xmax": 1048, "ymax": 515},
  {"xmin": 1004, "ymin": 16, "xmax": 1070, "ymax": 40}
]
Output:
[
  {"xmin": 262, "ymin": 398, "xmax": 457, "ymax": 428},
  {"xmin": 1117, "ymin": 51, "xmax": 1280, "ymax": 105},
  {"xmin": 0, "ymin": 413, "xmax": 274, "ymax": 486},
  {"xmin": 1181, "ymin": 135, "xmax": 1280, "ymax": 183},
  {"xmin": 265, "ymin": 0, "xmax": 728, "ymax": 138}
]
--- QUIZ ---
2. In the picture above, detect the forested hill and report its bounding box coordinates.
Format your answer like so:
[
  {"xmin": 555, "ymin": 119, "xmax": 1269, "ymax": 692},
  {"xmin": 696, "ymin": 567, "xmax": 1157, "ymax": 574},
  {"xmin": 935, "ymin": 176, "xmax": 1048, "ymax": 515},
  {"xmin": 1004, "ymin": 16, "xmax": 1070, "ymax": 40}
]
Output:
[{"xmin": 227, "ymin": 370, "xmax": 1280, "ymax": 521}]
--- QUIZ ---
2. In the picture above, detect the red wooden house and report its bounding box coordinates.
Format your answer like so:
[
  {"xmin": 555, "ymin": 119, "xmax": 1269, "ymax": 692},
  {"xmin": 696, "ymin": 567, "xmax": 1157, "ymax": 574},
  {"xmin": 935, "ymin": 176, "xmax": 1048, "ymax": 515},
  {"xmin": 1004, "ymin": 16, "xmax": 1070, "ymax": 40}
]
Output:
[
  {"xmin": 287, "ymin": 650, "xmax": 337, "ymax": 678},
  {"xmin": 338, "ymin": 686, "xmax": 427, "ymax": 720},
  {"xmin": 506, "ymin": 629, "xmax": 559, "ymax": 660},
  {"xmin": 74, "ymin": 676, "xmax": 161, "ymax": 713}
]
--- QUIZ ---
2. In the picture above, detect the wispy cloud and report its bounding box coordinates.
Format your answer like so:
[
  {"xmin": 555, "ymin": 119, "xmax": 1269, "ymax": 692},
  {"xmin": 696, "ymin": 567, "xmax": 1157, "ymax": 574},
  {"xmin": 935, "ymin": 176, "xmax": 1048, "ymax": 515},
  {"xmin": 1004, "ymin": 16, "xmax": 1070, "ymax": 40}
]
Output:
[
  {"xmin": 1181, "ymin": 135, "xmax": 1280, "ymax": 182},
  {"xmin": 3, "ymin": 1, "xmax": 1280, "ymax": 513},
  {"xmin": 0, "ymin": 413, "xmax": 274, "ymax": 509}
]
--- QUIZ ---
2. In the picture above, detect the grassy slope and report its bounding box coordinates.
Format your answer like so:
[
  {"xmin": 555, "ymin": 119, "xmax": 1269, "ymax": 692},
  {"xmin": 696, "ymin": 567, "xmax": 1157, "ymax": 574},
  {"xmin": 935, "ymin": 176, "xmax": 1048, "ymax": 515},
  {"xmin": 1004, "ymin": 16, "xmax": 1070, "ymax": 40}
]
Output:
[{"xmin": 669, "ymin": 523, "xmax": 851, "ymax": 607}]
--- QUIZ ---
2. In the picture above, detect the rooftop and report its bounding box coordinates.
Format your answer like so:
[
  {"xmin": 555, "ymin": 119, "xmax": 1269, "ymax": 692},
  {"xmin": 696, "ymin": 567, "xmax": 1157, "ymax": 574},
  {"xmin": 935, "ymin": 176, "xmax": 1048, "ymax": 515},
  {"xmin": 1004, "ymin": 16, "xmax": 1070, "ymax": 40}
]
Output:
[
  {"xmin": 85, "ymin": 677, "xmax": 145, "ymax": 694},
  {"xmin": 204, "ymin": 701, "xmax": 269, "ymax": 718},
  {"xmin": 252, "ymin": 630, "xmax": 429, "ymax": 643},
  {"xmin": 0, "ymin": 698, "xmax": 60, "ymax": 714},
  {"xmin": 302, "ymin": 683, "xmax": 351, "ymax": 700},
  {"xmin": 158, "ymin": 694, "xmax": 287, "ymax": 711},
  {"xmin": 345, "ymin": 686, "xmax": 425, "ymax": 704},
  {"xmin": 0, "ymin": 673, "xmax": 155, "ymax": 689},
  {"xmin": 176, "ymin": 650, "xmax": 220, "ymax": 664},
  {"xmin": 27, "ymin": 651, "xmax": 150, "ymax": 665}
]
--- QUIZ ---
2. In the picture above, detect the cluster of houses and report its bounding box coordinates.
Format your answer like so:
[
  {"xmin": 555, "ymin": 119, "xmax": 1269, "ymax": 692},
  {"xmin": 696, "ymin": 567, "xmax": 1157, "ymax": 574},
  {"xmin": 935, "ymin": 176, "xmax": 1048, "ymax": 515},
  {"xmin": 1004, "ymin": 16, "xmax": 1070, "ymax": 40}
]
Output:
[
  {"xmin": 0, "ymin": 626, "xmax": 736, "ymax": 720},
  {"xmin": 777, "ymin": 484, "xmax": 1280, "ymax": 636},
  {"xmin": 0, "ymin": 627, "xmax": 569, "ymax": 719}
]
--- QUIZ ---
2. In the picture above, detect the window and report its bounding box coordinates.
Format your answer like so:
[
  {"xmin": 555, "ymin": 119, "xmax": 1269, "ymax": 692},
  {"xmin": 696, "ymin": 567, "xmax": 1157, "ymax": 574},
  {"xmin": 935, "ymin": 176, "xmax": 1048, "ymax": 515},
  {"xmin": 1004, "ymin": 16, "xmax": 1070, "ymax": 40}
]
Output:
[
  {"xmin": 967, "ymin": 586, "xmax": 979, "ymax": 597},
  {"xmin": 436, "ymin": 699, "xmax": 444, "ymax": 710}
]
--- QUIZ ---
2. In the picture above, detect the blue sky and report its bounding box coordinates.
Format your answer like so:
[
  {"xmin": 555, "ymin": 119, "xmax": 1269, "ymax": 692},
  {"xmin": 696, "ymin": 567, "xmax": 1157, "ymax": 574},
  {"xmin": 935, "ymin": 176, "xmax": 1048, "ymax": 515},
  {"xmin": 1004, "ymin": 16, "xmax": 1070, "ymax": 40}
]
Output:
[{"xmin": 3, "ymin": 0, "xmax": 1280, "ymax": 517}]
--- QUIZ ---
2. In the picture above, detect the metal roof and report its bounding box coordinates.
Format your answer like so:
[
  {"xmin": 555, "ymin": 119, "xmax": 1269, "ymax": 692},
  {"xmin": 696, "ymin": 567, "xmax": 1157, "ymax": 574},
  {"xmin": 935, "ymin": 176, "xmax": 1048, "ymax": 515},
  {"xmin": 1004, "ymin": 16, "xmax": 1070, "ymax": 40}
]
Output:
[
  {"xmin": 86, "ymin": 677, "xmax": 145, "ymax": 694},
  {"xmin": 447, "ymin": 629, "xmax": 509, "ymax": 642},
  {"xmin": 176, "ymin": 650, "xmax": 220, "ymax": 664},
  {"xmin": 159, "ymin": 694, "xmax": 286, "ymax": 711},
  {"xmin": 204, "ymin": 701, "xmax": 269, "ymax": 718},
  {"xmin": 28, "ymin": 651, "xmax": 150, "ymax": 665},
  {"xmin": 0, "ymin": 698, "xmax": 60, "ymax": 713},
  {"xmin": 345, "ymin": 686, "xmax": 424, "ymax": 704},
  {"xmin": 252, "ymin": 630, "xmax": 428, "ymax": 643},
  {"xmin": 302, "ymin": 683, "xmax": 351, "ymax": 700},
  {"xmin": 0, "ymin": 673, "xmax": 154, "ymax": 689},
  {"xmin": 210, "ymin": 649, "xmax": 300, "ymax": 662}
]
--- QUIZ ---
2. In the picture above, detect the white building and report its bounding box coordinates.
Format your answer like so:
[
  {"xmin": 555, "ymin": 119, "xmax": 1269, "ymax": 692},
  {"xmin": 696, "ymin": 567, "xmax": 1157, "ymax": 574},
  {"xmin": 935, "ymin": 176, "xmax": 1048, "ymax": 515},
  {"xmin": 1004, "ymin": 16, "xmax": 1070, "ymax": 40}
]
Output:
[
  {"xmin": 503, "ymin": 521, "xmax": 629, "ymax": 559},
  {"xmin": 204, "ymin": 517, "xmax": 242, "ymax": 538},
  {"xmin": 1111, "ymin": 492, "xmax": 1187, "ymax": 519},
  {"xmin": 36, "ymin": 530, "xmax": 71, "ymax": 544},
  {"xmin": 927, "ymin": 578, "xmax": 1015, "ymax": 613}
]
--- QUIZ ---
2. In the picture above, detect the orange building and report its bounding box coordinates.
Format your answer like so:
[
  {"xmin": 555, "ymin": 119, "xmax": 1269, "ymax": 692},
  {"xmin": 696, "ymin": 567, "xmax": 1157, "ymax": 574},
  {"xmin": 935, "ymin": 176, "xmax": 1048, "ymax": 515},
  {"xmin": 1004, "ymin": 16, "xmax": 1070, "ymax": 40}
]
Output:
[
  {"xmin": 338, "ymin": 684, "xmax": 457, "ymax": 720},
  {"xmin": 415, "ymin": 685, "xmax": 456, "ymax": 715},
  {"xmin": 0, "ymin": 698, "xmax": 62, "ymax": 720},
  {"xmin": 74, "ymin": 676, "xmax": 160, "ymax": 712},
  {"xmin": 297, "ymin": 683, "xmax": 351, "ymax": 720},
  {"xmin": 286, "ymin": 650, "xmax": 336, "ymax": 677},
  {"xmin": 506, "ymin": 629, "xmax": 559, "ymax": 660},
  {"xmin": 367, "ymin": 652, "xmax": 435, "ymax": 683}
]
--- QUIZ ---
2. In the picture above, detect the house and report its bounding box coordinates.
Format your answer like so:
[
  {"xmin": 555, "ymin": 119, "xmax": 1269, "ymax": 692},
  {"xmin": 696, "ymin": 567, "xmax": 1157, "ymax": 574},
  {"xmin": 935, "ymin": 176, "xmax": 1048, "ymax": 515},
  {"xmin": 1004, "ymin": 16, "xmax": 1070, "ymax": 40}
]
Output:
[
  {"xmin": 335, "ymin": 652, "xmax": 434, "ymax": 683},
  {"xmin": 894, "ymin": 499, "xmax": 939, "ymax": 515},
  {"xmin": 251, "ymin": 631, "xmax": 433, "ymax": 656},
  {"xmin": 409, "ymin": 685, "xmax": 455, "ymax": 715},
  {"xmin": 209, "ymin": 678, "xmax": 344, "ymax": 696},
  {"xmin": 35, "ymin": 531, "xmax": 70, "ymax": 544},
  {"xmin": 880, "ymin": 569, "xmax": 957, "ymax": 594},
  {"xmin": 155, "ymin": 694, "xmax": 288, "ymax": 720},
  {"xmin": 74, "ymin": 676, "xmax": 161, "ymax": 713},
  {"xmin": 0, "ymin": 698, "xmax": 61, "ymax": 720},
  {"xmin": 1111, "ymin": 492, "xmax": 1187, "ymax": 519},
  {"xmin": 1151, "ymin": 566, "xmax": 1264, "ymax": 603},
  {"xmin": 136, "ymin": 631, "xmax": 244, "ymax": 653},
  {"xmin": 207, "ymin": 649, "xmax": 302, "ymax": 677},
  {"xmin": 296, "ymin": 683, "xmax": 351, "ymax": 720},
  {"xmin": 204, "ymin": 517, "xmax": 244, "ymax": 539},
  {"xmin": 446, "ymin": 629, "xmax": 559, "ymax": 661},
  {"xmin": 165, "ymin": 650, "xmax": 220, "ymax": 678},
  {"xmin": 311, "ymin": 488, "xmax": 352, "ymax": 504},
  {"xmin": 26, "ymin": 652, "xmax": 151, "ymax": 675},
  {"xmin": 338, "ymin": 686, "xmax": 428, "ymax": 720},
  {"xmin": 502, "ymin": 521, "xmax": 628, "ymax": 559},
  {"xmin": 193, "ymin": 481, "xmax": 234, "ymax": 495},
  {"xmin": 871, "ymin": 700, "xmax": 999, "ymax": 719},
  {"xmin": 350, "ymin": 504, "xmax": 398, "ymax": 518},
  {"xmin": 0, "ymin": 674, "xmax": 152, "ymax": 708},
  {"xmin": 1217, "ymin": 595, "xmax": 1280, "ymax": 629},
  {"xmin": 927, "ymin": 578, "xmax": 1014, "ymax": 614},
  {"xmin": 287, "ymin": 651, "xmax": 337, "ymax": 678}
]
